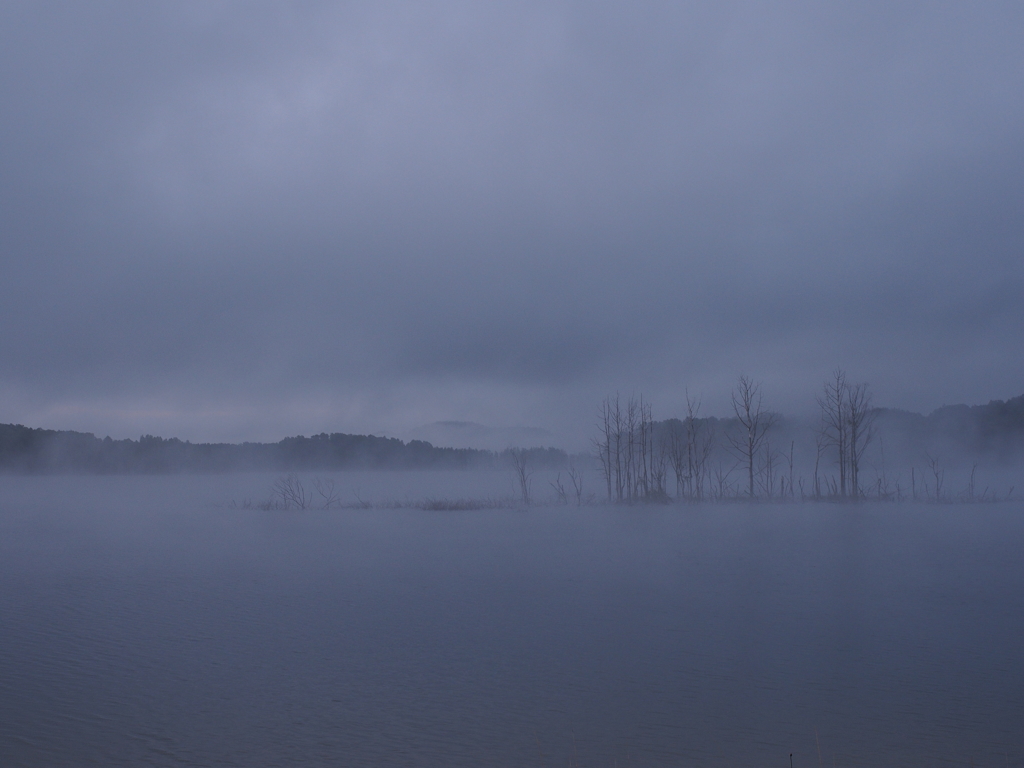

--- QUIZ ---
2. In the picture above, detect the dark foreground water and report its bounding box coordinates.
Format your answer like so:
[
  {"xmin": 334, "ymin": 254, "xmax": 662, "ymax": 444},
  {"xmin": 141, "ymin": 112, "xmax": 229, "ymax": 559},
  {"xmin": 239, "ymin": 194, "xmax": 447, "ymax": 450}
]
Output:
[{"xmin": 1, "ymin": 475, "xmax": 1023, "ymax": 767}]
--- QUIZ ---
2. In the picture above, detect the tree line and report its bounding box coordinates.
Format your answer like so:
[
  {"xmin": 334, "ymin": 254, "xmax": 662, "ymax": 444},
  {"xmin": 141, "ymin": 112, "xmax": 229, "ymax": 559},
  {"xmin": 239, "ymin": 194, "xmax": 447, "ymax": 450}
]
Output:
[{"xmin": 0, "ymin": 425, "xmax": 573, "ymax": 474}]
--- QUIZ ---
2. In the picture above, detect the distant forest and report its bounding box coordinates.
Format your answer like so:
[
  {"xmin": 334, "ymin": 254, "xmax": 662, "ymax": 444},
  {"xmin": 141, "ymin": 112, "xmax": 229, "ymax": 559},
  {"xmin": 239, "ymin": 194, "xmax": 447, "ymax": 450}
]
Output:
[{"xmin": 0, "ymin": 426, "xmax": 569, "ymax": 474}]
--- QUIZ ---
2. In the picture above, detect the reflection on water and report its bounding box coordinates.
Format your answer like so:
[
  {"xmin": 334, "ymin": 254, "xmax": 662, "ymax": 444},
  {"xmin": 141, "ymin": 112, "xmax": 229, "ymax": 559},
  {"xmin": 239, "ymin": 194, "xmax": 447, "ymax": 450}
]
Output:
[{"xmin": 1, "ymin": 474, "xmax": 1022, "ymax": 767}]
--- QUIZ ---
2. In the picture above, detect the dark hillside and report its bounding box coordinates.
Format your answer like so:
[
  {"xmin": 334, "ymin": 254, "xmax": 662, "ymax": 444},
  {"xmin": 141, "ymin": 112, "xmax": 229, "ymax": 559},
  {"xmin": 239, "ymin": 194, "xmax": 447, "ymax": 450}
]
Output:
[{"xmin": 0, "ymin": 424, "xmax": 568, "ymax": 474}]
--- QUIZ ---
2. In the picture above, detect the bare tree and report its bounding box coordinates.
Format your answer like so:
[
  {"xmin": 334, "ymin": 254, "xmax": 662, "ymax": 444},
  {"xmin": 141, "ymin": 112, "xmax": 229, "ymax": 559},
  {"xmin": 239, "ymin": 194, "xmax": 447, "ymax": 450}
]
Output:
[
  {"xmin": 925, "ymin": 452, "xmax": 944, "ymax": 501},
  {"xmin": 817, "ymin": 369, "xmax": 849, "ymax": 497},
  {"xmin": 624, "ymin": 396, "xmax": 638, "ymax": 500},
  {"xmin": 550, "ymin": 473, "xmax": 569, "ymax": 505},
  {"xmin": 691, "ymin": 410, "xmax": 715, "ymax": 501},
  {"xmin": 273, "ymin": 474, "xmax": 312, "ymax": 510},
  {"xmin": 728, "ymin": 376, "xmax": 777, "ymax": 498},
  {"xmin": 594, "ymin": 398, "xmax": 614, "ymax": 501},
  {"xmin": 636, "ymin": 397, "xmax": 649, "ymax": 498},
  {"xmin": 712, "ymin": 460, "xmax": 735, "ymax": 500},
  {"xmin": 813, "ymin": 428, "xmax": 827, "ymax": 500},
  {"xmin": 786, "ymin": 441, "xmax": 795, "ymax": 499},
  {"xmin": 650, "ymin": 440, "xmax": 668, "ymax": 499},
  {"xmin": 666, "ymin": 419, "xmax": 687, "ymax": 500},
  {"xmin": 568, "ymin": 461, "xmax": 584, "ymax": 506},
  {"xmin": 613, "ymin": 395, "xmax": 625, "ymax": 501},
  {"xmin": 684, "ymin": 392, "xmax": 710, "ymax": 500},
  {"xmin": 509, "ymin": 448, "xmax": 532, "ymax": 505},
  {"xmin": 846, "ymin": 382, "xmax": 876, "ymax": 500},
  {"xmin": 758, "ymin": 440, "xmax": 780, "ymax": 498},
  {"xmin": 312, "ymin": 477, "xmax": 340, "ymax": 509},
  {"xmin": 873, "ymin": 437, "xmax": 899, "ymax": 501}
]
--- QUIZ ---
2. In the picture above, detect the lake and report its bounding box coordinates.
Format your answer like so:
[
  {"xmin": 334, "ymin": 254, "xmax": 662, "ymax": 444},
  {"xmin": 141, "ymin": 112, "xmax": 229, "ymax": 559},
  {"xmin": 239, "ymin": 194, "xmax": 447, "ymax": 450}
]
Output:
[{"xmin": 1, "ymin": 473, "xmax": 1022, "ymax": 767}]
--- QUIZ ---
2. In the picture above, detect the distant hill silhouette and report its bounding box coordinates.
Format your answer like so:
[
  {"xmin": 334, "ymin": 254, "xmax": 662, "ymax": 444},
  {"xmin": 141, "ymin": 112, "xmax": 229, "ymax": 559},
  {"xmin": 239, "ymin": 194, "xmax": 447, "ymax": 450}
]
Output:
[{"xmin": 0, "ymin": 425, "xmax": 569, "ymax": 474}]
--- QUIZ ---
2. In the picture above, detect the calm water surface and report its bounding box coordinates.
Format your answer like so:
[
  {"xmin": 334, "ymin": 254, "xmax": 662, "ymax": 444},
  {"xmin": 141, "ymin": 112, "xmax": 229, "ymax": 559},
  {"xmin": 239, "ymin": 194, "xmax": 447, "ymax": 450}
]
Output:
[{"xmin": 1, "ymin": 474, "xmax": 1022, "ymax": 767}]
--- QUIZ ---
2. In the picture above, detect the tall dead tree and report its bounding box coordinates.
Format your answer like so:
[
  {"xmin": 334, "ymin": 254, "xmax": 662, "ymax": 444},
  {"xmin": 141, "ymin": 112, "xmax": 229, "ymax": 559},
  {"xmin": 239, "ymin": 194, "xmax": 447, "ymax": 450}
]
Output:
[
  {"xmin": 846, "ymin": 382, "xmax": 876, "ymax": 500},
  {"xmin": 813, "ymin": 428, "xmax": 827, "ymax": 500},
  {"xmin": 786, "ymin": 441, "xmax": 795, "ymax": 499},
  {"xmin": 594, "ymin": 398, "xmax": 614, "ymax": 501},
  {"xmin": 613, "ymin": 395, "xmax": 625, "ymax": 501},
  {"xmin": 636, "ymin": 396, "xmax": 650, "ymax": 498},
  {"xmin": 509, "ymin": 447, "xmax": 532, "ymax": 505},
  {"xmin": 817, "ymin": 369, "xmax": 849, "ymax": 497},
  {"xmin": 667, "ymin": 420, "xmax": 687, "ymax": 499},
  {"xmin": 638, "ymin": 396, "xmax": 656, "ymax": 498},
  {"xmin": 728, "ymin": 376, "xmax": 776, "ymax": 498},
  {"xmin": 818, "ymin": 370, "xmax": 876, "ymax": 500},
  {"xmin": 684, "ymin": 392, "xmax": 714, "ymax": 501}
]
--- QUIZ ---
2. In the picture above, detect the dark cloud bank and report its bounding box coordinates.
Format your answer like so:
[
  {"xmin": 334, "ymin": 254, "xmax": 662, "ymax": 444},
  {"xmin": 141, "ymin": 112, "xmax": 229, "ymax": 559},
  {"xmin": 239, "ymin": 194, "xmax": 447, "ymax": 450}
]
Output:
[{"xmin": 2, "ymin": 2, "xmax": 1022, "ymax": 450}]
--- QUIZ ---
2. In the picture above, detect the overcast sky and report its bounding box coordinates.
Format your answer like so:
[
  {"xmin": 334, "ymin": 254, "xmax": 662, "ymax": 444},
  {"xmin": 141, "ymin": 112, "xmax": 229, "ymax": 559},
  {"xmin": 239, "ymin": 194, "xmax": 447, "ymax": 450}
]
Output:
[{"xmin": 2, "ymin": 1, "xmax": 1022, "ymax": 448}]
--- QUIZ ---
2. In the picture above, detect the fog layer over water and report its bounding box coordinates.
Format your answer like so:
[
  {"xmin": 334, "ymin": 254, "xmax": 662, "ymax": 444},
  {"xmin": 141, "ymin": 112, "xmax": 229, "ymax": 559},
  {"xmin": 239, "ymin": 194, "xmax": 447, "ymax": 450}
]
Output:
[{"xmin": 1, "ymin": 474, "xmax": 1022, "ymax": 767}]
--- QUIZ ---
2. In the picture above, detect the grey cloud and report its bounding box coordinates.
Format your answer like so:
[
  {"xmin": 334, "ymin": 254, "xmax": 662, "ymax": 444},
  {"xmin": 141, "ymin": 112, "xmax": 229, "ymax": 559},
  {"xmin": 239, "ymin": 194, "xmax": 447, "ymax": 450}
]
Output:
[{"xmin": 1, "ymin": 1, "xmax": 1023, "ymax": 445}]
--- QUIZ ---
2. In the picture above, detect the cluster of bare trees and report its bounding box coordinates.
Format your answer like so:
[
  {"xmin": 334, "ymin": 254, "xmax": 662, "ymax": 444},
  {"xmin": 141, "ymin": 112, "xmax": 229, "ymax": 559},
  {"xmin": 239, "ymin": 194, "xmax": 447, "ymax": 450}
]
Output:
[
  {"xmin": 594, "ymin": 379, "xmax": 790, "ymax": 503},
  {"xmin": 593, "ymin": 394, "xmax": 668, "ymax": 502},
  {"xmin": 505, "ymin": 447, "xmax": 587, "ymax": 506},
  {"xmin": 250, "ymin": 474, "xmax": 343, "ymax": 510},
  {"xmin": 594, "ymin": 370, "xmax": 885, "ymax": 503},
  {"xmin": 812, "ymin": 369, "xmax": 876, "ymax": 500},
  {"xmin": 664, "ymin": 394, "xmax": 715, "ymax": 501}
]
